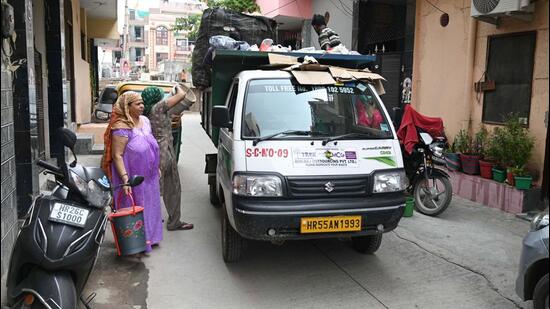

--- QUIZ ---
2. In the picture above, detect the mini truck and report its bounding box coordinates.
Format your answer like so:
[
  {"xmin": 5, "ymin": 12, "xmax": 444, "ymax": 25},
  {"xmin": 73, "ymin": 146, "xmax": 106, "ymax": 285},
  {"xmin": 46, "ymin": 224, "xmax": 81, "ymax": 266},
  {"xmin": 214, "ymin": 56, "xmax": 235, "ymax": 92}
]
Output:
[{"xmin": 202, "ymin": 50, "xmax": 407, "ymax": 262}]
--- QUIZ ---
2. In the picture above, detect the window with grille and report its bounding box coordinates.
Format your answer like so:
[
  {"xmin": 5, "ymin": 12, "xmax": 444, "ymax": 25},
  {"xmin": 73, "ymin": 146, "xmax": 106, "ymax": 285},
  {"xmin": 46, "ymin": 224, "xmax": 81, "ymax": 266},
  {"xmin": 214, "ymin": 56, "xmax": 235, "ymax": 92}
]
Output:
[
  {"xmin": 156, "ymin": 26, "xmax": 168, "ymax": 45},
  {"xmin": 482, "ymin": 32, "xmax": 536, "ymax": 124},
  {"xmin": 134, "ymin": 26, "xmax": 143, "ymax": 42},
  {"xmin": 176, "ymin": 39, "xmax": 188, "ymax": 51}
]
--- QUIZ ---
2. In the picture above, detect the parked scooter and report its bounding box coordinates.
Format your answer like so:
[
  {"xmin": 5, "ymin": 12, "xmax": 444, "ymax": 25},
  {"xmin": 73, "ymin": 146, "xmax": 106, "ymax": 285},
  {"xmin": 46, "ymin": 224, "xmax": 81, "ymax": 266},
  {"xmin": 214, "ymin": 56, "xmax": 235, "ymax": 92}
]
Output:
[
  {"xmin": 6, "ymin": 128, "xmax": 144, "ymax": 309},
  {"xmin": 403, "ymin": 131, "xmax": 453, "ymax": 216}
]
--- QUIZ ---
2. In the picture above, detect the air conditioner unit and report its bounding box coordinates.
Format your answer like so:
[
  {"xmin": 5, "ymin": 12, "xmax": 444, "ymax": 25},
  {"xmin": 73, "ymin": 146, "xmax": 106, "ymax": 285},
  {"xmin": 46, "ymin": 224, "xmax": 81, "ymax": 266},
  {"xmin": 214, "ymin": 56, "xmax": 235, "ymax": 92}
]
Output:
[{"xmin": 471, "ymin": 0, "xmax": 535, "ymax": 22}]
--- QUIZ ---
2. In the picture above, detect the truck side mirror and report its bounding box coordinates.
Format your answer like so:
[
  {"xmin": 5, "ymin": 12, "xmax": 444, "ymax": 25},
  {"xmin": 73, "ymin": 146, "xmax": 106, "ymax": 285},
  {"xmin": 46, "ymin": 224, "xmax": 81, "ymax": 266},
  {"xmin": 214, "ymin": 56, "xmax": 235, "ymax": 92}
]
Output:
[{"xmin": 211, "ymin": 106, "xmax": 232, "ymax": 129}]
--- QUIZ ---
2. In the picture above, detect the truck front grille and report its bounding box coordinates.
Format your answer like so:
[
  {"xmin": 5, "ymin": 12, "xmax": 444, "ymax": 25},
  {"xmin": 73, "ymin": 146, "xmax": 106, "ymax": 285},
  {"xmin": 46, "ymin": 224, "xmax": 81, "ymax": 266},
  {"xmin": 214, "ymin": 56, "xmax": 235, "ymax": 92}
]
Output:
[{"xmin": 286, "ymin": 175, "xmax": 369, "ymax": 198}]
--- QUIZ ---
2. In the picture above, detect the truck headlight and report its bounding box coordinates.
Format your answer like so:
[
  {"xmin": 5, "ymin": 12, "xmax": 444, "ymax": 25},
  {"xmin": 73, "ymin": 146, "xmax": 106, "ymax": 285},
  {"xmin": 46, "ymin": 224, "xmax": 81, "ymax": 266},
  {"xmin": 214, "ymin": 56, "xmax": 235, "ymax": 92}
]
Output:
[
  {"xmin": 233, "ymin": 175, "xmax": 283, "ymax": 197},
  {"xmin": 373, "ymin": 170, "xmax": 407, "ymax": 193},
  {"xmin": 530, "ymin": 213, "xmax": 549, "ymax": 232}
]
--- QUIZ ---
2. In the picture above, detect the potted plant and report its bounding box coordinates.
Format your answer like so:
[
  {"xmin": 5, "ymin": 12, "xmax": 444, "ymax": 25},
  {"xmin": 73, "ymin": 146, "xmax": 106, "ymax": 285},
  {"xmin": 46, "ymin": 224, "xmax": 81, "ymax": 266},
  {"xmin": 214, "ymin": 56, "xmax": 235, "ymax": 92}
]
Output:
[
  {"xmin": 505, "ymin": 118, "xmax": 535, "ymax": 188},
  {"xmin": 513, "ymin": 167, "xmax": 533, "ymax": 190},
  {"xmin": 487, "ymin": 126, "xmax": 507, "ymax": 183},
  {"xmin": 455, "ymin": 129, "xmax": 482, "ymax": 175},
  {"xmin": 444, "ymin": 139, "xmax": 461, "ymax": 172},
  {"xmin": 476, "ymin": 126, "xmax": 493, "ymax": 179},
  {"xmin": 488, "ymin": 117, "xmax": 535, "ymax": 186}
]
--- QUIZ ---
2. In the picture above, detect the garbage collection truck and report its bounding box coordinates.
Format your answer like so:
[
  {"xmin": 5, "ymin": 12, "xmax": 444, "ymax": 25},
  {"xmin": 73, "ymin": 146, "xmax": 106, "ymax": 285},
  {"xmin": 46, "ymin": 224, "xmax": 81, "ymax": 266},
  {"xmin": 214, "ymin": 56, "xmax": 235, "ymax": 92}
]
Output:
[{"xmin": 202, "ymin": 50, "xmax": 407, "ymax": 262}]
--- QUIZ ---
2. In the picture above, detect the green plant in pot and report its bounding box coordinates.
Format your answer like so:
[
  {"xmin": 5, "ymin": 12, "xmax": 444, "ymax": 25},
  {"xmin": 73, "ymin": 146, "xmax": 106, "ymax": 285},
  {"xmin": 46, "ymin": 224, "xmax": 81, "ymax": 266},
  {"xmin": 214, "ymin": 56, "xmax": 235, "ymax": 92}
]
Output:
[
  {"xmin": 475, "ymin": 126, "xmax": 494, "ymax": 179},
  {"xmin": 444, "ymin": 138, "xmax": 461, "ymax": 172},
  {"xmin": 487, "ymin": 126, "xmax": 507, "ymax": 182},
  {"xmin": 506, "ymin": 118, "xmax": 535, "ymax": 189},
  {"xmin": 455, "ymin": 129, "xmax": 482, "ymax": 175},
  {"xmin": 488, "ymin": 116, "xmax": 535, "ymax": 186}
]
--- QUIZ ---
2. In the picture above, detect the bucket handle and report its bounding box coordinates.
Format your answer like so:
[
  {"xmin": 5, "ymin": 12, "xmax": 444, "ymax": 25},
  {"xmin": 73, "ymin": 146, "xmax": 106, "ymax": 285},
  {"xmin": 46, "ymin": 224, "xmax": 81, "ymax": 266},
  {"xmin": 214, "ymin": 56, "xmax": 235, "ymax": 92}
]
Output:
[{"xmin": 116, "ymin": 190, "xmax": 137, "ymax": 215}]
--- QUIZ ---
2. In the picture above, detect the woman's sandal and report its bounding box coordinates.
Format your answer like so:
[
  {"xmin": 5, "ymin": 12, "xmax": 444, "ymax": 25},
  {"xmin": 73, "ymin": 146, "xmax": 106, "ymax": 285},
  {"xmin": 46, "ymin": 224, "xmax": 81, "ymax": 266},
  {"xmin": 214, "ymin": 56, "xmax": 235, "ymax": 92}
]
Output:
[{"xmin": 168, "ymin": 222, "xmax": 194, "ymax": 231}]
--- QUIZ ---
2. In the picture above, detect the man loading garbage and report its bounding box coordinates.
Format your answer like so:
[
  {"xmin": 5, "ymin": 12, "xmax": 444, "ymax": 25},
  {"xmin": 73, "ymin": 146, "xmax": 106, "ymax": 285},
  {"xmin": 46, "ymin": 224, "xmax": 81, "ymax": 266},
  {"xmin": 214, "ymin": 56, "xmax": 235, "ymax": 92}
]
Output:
[{"xmin": 311, "ymin": 14, "xmax": 341, "ymax": 51}]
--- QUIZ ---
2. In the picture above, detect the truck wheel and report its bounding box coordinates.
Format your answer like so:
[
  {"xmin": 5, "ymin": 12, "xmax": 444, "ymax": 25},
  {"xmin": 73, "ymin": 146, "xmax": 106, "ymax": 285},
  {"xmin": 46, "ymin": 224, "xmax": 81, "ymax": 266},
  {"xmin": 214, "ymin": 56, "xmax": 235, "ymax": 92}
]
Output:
[
  {"xmin": 209, "ymin": 183, "xmax": 221, "ymax": 207},
  {"xmin": 351, "ymin": 234, "xmax": 382, "ymax": 254},
  {"xmin": 221, "ymin": 203, "xmax": 243, "ymax": 263},
  {"xmin": 533, "ymin": 273, "xmax": 549, "ymax": 309}
]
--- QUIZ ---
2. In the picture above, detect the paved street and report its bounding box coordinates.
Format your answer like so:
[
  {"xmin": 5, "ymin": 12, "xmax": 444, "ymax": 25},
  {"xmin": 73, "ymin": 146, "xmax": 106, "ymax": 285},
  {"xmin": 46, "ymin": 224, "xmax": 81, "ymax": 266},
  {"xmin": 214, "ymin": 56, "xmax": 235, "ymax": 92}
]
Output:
[{"xmin": 82, "ymin": 112, "xmax": 532, "ymax": 309}]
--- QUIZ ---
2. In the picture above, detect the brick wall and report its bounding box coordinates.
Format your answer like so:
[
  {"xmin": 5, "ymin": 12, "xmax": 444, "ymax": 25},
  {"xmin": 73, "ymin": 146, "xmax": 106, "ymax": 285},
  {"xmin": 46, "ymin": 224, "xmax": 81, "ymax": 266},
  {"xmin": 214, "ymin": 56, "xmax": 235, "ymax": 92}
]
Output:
[{"xmin": 1, "ymin": 46, "xmax": 18, "ymax": 280}]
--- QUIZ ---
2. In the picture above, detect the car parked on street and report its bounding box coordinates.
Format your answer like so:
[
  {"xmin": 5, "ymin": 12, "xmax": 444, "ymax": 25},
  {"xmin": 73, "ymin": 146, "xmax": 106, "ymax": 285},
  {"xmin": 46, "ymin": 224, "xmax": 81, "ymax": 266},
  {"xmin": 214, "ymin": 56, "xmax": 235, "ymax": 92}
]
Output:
[
  {"xmin": 516, "ymin": 211, "xmax": 549, "ymax": 309},
  {"xmin": 93, "ymin": 84, "xmax": 117, "ymax": 122}
]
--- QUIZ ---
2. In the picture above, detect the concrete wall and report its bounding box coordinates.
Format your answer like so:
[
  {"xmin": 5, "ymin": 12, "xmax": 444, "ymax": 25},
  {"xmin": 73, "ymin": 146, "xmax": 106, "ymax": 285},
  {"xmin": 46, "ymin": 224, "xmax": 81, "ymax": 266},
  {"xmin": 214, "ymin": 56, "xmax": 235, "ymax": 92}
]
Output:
[
  {"xmin": 1, "ymin": 41, "xmax": 18, "ymax": 284},
  {"xmin": 72, "ymin": 0, "xmax": 92, "ymax": 124},
  {"xmin": 311, "ymin": 0, "xmax": 354, "ymax": 49},
  {"xmin": 87, "ymin": 18, "xmax": 119, "ymax": 40},
  {"xmin": 412, "ymin": 0, "xmax": 549, "ymax": 183}
]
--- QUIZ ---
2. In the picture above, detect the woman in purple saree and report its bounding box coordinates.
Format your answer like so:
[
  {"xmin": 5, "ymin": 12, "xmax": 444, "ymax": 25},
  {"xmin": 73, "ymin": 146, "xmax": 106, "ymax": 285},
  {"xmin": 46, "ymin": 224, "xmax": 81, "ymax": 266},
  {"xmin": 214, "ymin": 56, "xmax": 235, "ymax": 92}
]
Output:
[{"xmin": 104, "ymin": 91, "xmax": 163, "ymax": 253}]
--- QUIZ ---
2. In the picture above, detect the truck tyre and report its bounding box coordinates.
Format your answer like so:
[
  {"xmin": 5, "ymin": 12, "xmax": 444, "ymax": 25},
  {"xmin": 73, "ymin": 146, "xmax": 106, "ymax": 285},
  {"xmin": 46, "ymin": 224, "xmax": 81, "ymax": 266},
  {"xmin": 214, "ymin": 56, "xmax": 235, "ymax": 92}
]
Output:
[
  {"xmin": 351, "ymin": 234, "xmax": 382, "ymax": 254},
  {"xmin": 221, "ymin": 203, "xmax": 243, "ymax": 263},
  {"xmin": 209, "ymin": 183, "xmax": 221, "ymax": 207},
  {"xmin": 533, "ymin": 273, "xmax": 549, "ymax": 309}
]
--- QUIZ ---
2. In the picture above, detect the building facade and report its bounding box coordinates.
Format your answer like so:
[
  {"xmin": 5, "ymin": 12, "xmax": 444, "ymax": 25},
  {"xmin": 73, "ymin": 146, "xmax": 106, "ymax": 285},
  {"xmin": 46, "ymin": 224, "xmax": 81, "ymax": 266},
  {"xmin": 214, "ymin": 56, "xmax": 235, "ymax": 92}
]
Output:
[
  {"xmin": 0, "ymin": 0, "xmax": 119, "ymax": 283},
  {"xmin": 411, "ymin": 0, "xmax": 548, "ymax": 190},
  {"xmin": 147, "ymin": 0, "xmax": 205, "ymax": 76}
]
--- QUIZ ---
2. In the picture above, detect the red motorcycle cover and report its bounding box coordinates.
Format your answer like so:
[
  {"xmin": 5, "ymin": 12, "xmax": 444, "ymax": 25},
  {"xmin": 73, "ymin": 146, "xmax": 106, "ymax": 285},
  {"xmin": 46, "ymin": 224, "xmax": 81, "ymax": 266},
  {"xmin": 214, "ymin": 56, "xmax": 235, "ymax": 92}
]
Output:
[{"xmin": 397, "ymin": 104, "xmax": 445, "ymax": 155}]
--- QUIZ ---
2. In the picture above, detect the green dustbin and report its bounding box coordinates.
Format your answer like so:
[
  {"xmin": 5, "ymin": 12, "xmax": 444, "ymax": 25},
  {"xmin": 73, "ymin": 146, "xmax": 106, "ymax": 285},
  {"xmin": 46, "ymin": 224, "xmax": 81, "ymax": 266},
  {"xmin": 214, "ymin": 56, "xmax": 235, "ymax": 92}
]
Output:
[{"xmin": 403, "ymin": 197, "xmax": 414, "ymax": 217}]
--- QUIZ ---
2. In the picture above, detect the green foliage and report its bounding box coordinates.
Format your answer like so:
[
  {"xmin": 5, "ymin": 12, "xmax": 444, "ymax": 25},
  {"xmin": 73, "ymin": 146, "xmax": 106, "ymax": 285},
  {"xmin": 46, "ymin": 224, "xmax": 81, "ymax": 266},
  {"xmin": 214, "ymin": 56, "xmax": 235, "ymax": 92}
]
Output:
[
  {"xmin": 207, "ymin": 0, "xmax": 260, "ymax": 13},
  {"xmin": 453, "ymin": 127, "xmax": 488, "ymax": 155},
  {"xmin": 486, "ymin": 116, "xmax": 535, "ymax": 171},
  {"xmin": 474, "ymin": 125, "xmax": 489, "ymax": 157},
  {"xmin": 172, "ymin": 14, "xmax": 202, "ymax": 42}
]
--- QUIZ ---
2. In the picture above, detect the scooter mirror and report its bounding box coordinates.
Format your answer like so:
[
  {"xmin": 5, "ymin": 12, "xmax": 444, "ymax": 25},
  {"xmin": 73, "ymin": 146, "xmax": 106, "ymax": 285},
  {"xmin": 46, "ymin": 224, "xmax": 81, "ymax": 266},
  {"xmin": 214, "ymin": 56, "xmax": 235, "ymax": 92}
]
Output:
[
  {"xmin": 128, "ymin": 175, "xmax": 144, "ymax": 187},
  {"xmin": 419, "ymin": 132, "xmax": 433, "ymax": 145},
  {"xmin": 57, "ymin": 128, "xmax": 77, "ymax": 150}
]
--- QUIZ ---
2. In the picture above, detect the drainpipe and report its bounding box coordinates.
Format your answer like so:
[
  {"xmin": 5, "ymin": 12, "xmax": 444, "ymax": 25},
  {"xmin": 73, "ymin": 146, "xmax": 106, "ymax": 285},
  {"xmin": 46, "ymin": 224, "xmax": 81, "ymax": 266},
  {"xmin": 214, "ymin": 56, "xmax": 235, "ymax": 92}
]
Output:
[{"xmin": 464, "ymin": 17, "xmax": 478, "ymax": 133}]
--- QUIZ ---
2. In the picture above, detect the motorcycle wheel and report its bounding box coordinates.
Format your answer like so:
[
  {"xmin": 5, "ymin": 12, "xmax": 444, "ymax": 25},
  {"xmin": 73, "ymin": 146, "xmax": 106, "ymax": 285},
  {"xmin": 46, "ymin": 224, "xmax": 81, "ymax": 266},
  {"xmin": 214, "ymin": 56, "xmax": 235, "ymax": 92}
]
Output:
[{"xmin": 413, "ymin": 175, "xmax": 452, "ymax": 216}]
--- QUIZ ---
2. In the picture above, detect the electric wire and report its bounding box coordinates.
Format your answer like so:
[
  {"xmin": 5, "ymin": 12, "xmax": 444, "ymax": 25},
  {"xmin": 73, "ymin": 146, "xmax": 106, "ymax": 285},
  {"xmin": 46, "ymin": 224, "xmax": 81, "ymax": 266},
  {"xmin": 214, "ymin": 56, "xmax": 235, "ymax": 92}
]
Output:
[
  {"xmin": 261, "ymin": 0, "xmax": 298, "ymax": 16},
  {"xmin": 425, "ymin": 0, "xmax": 447, "ymax": 14}
]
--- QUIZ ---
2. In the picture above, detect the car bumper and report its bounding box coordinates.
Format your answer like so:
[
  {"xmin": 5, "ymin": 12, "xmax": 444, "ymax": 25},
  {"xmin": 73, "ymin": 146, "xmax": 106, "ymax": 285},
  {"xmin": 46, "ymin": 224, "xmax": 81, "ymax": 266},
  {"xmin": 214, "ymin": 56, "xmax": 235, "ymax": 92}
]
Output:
[
  {"xmin": 515, "ymin": 228, "xmax": 549, "ymax": 300},
  {"xmin": 231, "ymin": 193, "xmax": 405, "ymax": 240}
]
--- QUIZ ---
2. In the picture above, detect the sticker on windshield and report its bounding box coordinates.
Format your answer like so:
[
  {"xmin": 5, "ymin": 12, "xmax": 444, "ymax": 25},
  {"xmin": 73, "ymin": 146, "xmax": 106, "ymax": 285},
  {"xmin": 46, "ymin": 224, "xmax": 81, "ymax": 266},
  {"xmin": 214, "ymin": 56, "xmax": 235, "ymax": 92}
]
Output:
[
  {"xmin": 380, "ymin": 124, "xmax": 389, "ymax": 132},
  {"xmin": 293, "ymin": 148, "xmax": 358, "ymax": 168},
  {"xmin": 356, "ymin": 83, "xmax": 367, "ymax": 92}
]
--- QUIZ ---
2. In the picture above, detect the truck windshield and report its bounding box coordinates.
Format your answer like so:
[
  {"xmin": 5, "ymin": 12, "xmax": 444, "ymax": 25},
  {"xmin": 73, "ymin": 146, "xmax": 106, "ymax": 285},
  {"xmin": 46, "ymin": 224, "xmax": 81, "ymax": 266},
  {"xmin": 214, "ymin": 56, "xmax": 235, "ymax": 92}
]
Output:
[{"xmin": 242, "ymin": 79, "xmax": 393, "ymax": 140}]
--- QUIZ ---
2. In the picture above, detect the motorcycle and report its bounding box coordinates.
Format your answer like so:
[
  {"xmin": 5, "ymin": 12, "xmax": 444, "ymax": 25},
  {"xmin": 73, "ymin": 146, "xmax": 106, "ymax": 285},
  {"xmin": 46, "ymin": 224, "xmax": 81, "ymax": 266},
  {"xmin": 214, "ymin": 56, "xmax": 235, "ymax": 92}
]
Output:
[
  {"xmin": 403, "ymin": 131, "xmax": 453, "ymax": 216},
  {"xmin": 6, "ymin": 128, "xmax": 143, "ymax": 309}
]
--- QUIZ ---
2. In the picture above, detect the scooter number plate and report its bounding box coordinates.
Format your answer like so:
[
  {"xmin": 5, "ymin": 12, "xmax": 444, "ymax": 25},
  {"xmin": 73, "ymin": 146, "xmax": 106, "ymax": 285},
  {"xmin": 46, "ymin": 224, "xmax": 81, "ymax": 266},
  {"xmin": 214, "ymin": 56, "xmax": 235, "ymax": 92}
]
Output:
[{"xmin": 49, "ymin": 203, "xmax": 89, "ymax": 228}]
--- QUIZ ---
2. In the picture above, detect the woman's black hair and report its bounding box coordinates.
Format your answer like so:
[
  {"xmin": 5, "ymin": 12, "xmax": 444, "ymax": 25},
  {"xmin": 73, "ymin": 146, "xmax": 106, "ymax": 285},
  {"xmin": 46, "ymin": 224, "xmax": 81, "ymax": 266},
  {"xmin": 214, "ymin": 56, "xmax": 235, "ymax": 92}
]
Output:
[{"xmin": 311, "ymin": 14, "xmax": 326, "ymax": 26}]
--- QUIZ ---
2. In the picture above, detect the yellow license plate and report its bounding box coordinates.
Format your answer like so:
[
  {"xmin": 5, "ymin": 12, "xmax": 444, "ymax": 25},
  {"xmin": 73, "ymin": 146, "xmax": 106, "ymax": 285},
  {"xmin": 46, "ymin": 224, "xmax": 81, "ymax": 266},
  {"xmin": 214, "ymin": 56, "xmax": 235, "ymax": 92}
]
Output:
[{"xmin": 300, "ymin": 216, "xmax": 362, "ymax": 234}]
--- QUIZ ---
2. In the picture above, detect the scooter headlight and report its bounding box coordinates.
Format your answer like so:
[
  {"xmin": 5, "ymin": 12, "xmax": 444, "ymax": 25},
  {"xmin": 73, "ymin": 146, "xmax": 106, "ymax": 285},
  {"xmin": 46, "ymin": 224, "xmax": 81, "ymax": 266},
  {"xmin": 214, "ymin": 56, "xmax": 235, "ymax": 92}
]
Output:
[
  {"xmin": 87, "ymin": 180, "xmax": 112, "ymax": 208},
  {"xmin": 70, "ymin": 171, "xmax": 88, "ymax": 197},
  {"xmin": 70, "ymin": 171, "xmax": 112, "ymax": 207}
]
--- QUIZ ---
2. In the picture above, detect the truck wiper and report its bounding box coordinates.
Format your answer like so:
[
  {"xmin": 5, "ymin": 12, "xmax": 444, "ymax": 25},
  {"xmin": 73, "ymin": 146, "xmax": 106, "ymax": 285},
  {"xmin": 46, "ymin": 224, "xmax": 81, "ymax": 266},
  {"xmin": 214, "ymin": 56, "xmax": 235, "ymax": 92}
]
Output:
[
  {"xmin": 253, "ymin": 130, "xmax": 328, "ymax": 146},
  {"xmin": 322, "ymin": 132, "xmax": 384, "ymax": 146}
]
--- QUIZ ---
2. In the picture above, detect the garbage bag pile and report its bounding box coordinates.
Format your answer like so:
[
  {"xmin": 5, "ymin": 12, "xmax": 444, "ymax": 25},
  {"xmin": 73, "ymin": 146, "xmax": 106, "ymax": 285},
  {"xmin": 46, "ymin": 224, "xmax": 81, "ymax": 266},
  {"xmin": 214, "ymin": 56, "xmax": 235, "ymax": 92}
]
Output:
[{"xmin": 191, "ymin": 8, "xmax": 277, "ymax": 88}]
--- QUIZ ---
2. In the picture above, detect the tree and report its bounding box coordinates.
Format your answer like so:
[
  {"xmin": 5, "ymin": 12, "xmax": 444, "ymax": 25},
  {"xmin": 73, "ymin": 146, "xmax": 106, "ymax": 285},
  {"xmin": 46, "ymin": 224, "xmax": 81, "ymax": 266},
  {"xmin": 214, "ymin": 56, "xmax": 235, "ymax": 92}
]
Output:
[
  {"xmin": 207, "ymin": 0, "xmax": 259, "ymax": 13},
  {"xmin": 172, "ymin": 14, "xmax": 202, "ymax": 42}
]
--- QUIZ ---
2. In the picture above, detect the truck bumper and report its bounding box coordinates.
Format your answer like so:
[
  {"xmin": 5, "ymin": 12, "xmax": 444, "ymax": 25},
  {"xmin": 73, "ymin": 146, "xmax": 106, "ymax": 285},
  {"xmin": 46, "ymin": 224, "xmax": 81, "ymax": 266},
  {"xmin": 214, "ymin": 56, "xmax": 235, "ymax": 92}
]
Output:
[{"xmin": 231, "ymin": 193, "xmax": 405, "ymax": 240}]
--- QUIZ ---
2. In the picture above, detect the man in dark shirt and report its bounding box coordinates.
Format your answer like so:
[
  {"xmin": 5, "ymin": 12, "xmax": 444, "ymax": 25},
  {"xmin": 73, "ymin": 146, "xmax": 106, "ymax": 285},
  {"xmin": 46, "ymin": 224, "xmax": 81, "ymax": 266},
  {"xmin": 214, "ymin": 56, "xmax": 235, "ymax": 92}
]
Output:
[{"xmin": 311, "ymin": 14, "xmax": 341, "ymax": 51}]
